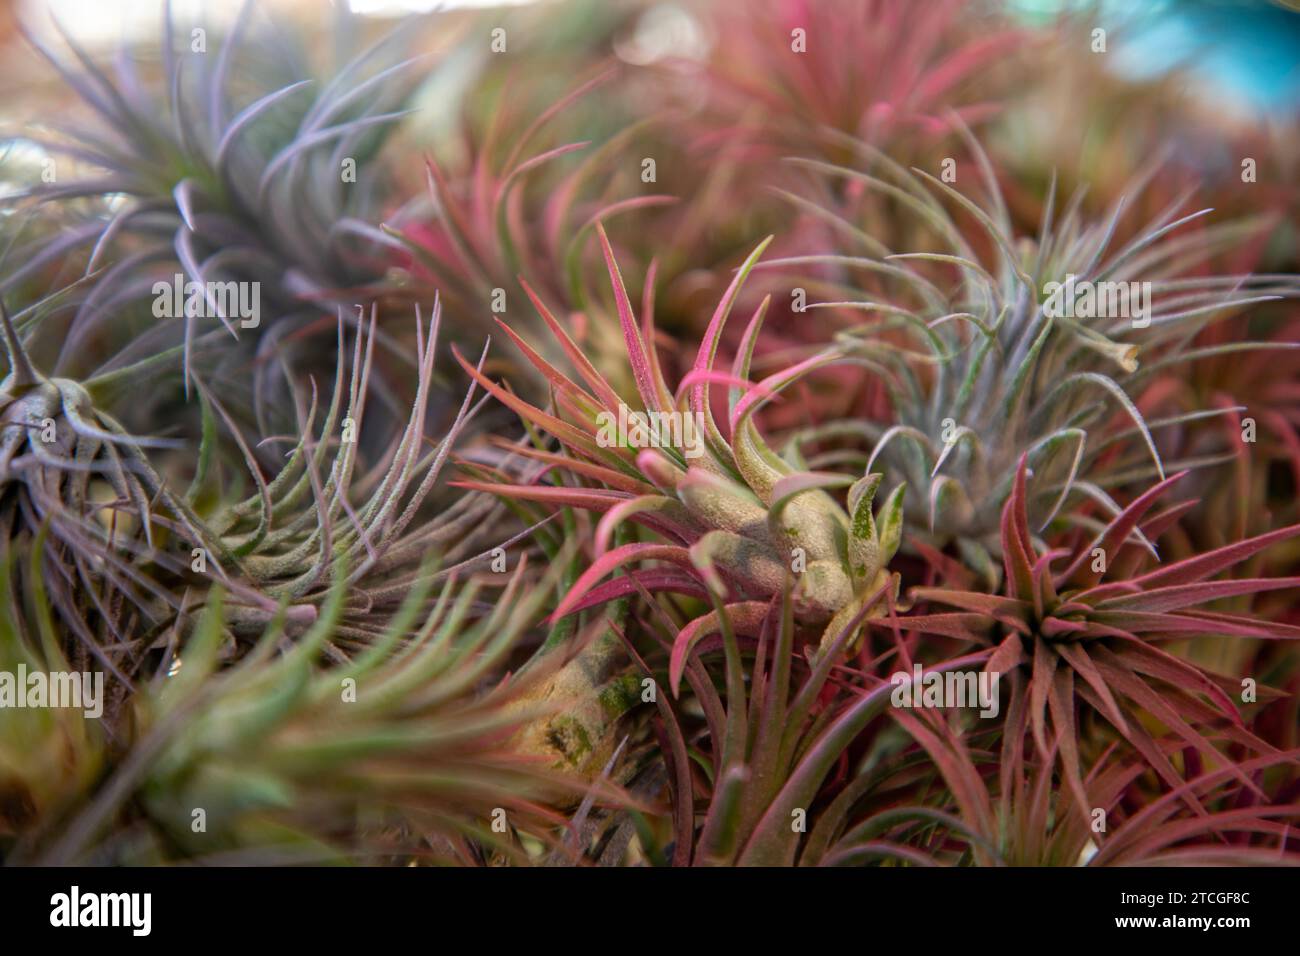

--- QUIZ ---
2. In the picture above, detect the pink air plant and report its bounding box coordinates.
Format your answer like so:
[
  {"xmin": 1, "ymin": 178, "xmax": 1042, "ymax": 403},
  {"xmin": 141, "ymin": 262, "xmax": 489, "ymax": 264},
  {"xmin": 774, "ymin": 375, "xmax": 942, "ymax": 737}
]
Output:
[{"xmin": 452, "ymin": 224, "xmax": 908, "ymax": 695}]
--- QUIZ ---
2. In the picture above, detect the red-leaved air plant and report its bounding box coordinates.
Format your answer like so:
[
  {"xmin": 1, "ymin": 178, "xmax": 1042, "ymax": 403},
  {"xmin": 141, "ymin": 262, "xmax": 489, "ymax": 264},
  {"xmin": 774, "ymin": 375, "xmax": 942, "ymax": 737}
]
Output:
[{"xmin": 875, "ymin": 455, "xmax": 1300, "ymax": 817}]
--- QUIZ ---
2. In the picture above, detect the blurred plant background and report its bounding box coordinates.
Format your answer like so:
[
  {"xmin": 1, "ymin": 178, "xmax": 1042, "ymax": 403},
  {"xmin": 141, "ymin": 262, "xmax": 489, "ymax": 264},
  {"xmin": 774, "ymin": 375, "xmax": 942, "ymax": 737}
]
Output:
[{"xmin": 1, "ymin": 0, "xmax": 1299, "ymax": 866}]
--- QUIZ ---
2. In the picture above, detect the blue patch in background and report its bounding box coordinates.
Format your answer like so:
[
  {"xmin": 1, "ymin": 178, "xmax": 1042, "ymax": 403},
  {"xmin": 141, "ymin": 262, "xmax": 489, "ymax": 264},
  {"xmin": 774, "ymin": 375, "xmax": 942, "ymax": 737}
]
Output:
[{"xmin": 1007, "ymin": 0, "xmax": 1300, "ymax": 114}]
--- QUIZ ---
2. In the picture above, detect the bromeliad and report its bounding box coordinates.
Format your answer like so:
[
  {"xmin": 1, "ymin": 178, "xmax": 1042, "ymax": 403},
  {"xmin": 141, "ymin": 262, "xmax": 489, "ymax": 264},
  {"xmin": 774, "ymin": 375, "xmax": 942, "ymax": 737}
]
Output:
[
  {"xmin": 453, "ymin": 224, "xmax": 907, "ymax": 692},
  {"xmin": 876, "ymin": 455, "xmax": 1300, "ymax": 816}
]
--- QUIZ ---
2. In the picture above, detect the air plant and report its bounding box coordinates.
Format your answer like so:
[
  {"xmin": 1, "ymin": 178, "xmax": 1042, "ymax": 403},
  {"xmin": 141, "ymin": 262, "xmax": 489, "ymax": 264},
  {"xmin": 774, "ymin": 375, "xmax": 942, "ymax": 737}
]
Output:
[
  {"xmin": 1149, "ymin": 308, "xmax": 1300, "ymax": 540},
  {"xmin": 877, "ymin": 695, "xmax": 1300, "ymax": 865},
  {"xmin": 876, "ymin": 456, "xmax": 1300, "ymax": 813},
  {"xmin": 182, "ymin": 295, "xmax": 638, "ymax": 779},
  {"xmin": 992, "ymin": 10, "xmax": 1299, "ymax": 263},
  {"xmin": 0, "ymin": 297, "xmax": 213, "ymax": 692},
  {"xmin": 0, "ymin": 544, "xmax": 106, "ymax": 845},
  {"xmin": 453, "ymin": 225, "xmax": 909, "ymax": 684},
  {"xmin": 9, "ymin": 555, "xmax": 585, "ymax": 865},
  {"xmin": 612, "ymin": 0, "xmax": 1025, "ymax": 346},
  {"xmin": 1074, "ymin": 749, "xmax": 1300, "ymax": 865},
  {"xmin": 383, "ymin": 67, "xmax": 680, "ymax": 398},
  {"xmin": 0, "ymin": 284, "xmax": 517, "ymax": 683},
  {"xmin": 767, "ymin": 133, "xmax": 1299, "ymax": 582},
  {"xmin": 4, "ymin": 2, "xmax": 421, "ymax": 393},
  {"xmin": 611, "ymin": 574, "xmax": 984, "ymax": 866},
  {"xmin": 588, "ymin": 530, "xmax": 1300, "ymax": 865},
  {"xmin": 186, "ymin": 301, "xmax": 531, "ymax": 653},
  {"xmin": 696, "ymin": 0, "xmax": 1022, "ymax": 166}
]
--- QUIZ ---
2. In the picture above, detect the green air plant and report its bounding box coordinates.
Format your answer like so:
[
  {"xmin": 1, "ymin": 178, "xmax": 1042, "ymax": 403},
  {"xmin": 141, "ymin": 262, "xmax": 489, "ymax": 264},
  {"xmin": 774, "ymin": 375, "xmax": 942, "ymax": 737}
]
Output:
[
  {"xmin": 5, "ymin": 2, "xmax": 422, "ymax": 393},
  {"xmin": 186, "ymin": 301, "xmax": 534, "ymax": 653},
  {"xmin": 874, "ymin": 456, "xmax": 1300, "ymax": 814},
  {"xmin": 451, "ymin": 225, "xmax": 908, "ymax": 687},
  {"xmin": 9, "ymin": 556, "xmax": 585, "ymax": 866},
  {"xmin": 0, "ymin": 543, "xmax": 106, "ymax": 845},
  {"xmin": 764, "ymin": 133, "xmax": 1300, "ymax": 584}
]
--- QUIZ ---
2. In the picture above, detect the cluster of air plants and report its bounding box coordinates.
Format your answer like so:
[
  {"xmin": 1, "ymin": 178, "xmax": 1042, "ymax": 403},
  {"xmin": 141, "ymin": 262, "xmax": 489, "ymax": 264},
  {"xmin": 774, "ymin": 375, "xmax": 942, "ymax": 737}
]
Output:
[{"xmin": 1, "ymin": 0, "xmax": 1299, "ymax": 867}]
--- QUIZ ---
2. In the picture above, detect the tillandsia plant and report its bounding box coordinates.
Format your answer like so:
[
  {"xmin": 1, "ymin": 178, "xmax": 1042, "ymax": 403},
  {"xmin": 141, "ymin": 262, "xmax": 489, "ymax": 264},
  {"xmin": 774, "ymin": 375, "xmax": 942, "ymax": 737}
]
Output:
[
  {"xmin": 1150, "ymin": 308, "xmax": 1300, "ymax": 539},
  {"xmin": 0, "ymin": 297, "xmax": 213, "ymax": 695},
  {"xmin": 695, "ymin": 0, "xmax": 1023, "ymax": 168},
  {"xmin": 453, "ymin": 225, "xmax": 908, "ymax": 675},
  {"xmin": 0, "ymin": 283, "xmax": 517, "ymax": 685},
  {"xmin": 0, "ymin": 545, "xmax": 106, "ymax": 845},
  {"xmin": 4, "ymin": 1, "xmax": 422, "ymax": 394},
  {"xmin": 6, "ymin": 554, "xmax": 588, "ymax": 865},
  {"xmin": 875, "ymin": 691, "xmax": 1300, "ymax": 866},
  {"xmin": 608, "ymin": 573, "xmax": 991, "ymax": 866},
  {"xmin": 389, "ymin": 69, "xmax": 677, "ymax": 326},
  {"xmin": 876, "ymin": 456, "xmax": 1300, "ymax": 810},
  {"xmin": 382, "ymin": 66, "xmax": 689, "ymax": 418},
  {"xmin": 766, "ymin": 130, "xmax": 1300, "ymax": 582},
  {"xmin": 185, "ymin": 301, "xmax": 531, "ymax": 651},
  {"xmin": 993, "ymin": 10, "xmax": 1300, "ymax": 260}
]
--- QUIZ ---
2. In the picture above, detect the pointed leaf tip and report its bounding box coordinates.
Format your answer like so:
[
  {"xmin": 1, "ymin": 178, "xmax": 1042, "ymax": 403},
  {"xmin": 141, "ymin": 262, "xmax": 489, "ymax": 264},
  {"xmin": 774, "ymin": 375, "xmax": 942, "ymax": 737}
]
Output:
[{"xmin": 0, "ymin": 299, "xmax": 39, "ymax": 387}]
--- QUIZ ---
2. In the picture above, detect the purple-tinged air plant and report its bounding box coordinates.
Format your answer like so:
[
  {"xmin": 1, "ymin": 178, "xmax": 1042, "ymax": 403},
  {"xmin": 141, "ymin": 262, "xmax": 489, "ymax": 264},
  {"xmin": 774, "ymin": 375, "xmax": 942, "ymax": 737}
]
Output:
[
  {"xmin": 4, "ymin": 2, "xmax": 423, "ymax": 395},
  {"xmin": 0, "ymin": 298, "xmax": 211, "ymax": 692},
  {"xmin": 385, "ymin": 68, "xmax": 678, "ymax": 390},
  {"xmin": 609, "ymin": 576, "xmax": 983, "ymax": 866}
]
